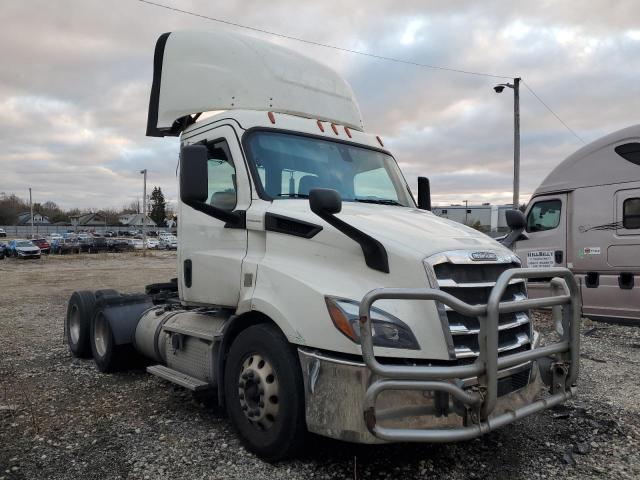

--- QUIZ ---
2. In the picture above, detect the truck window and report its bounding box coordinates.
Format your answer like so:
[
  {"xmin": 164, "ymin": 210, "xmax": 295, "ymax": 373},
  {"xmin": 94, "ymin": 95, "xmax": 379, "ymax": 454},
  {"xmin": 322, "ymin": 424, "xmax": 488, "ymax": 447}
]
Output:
[
  {"xmin": 623, "ymin": 198, "xmax": 640, "ymax": 229},
  {"xmin": 244, "ymin": 131, "xmax": 415, "ymax": 207},
  {"xmin": 206, "ymin": 140, "xmax": 237, "ymax": 211},
  {"xmin": 526, "ymin": 199, "xmax": 561, "ymax": 232},
  {"xmin": 354, "ymin": 167, "xmax": 399, "ymax": 202}
]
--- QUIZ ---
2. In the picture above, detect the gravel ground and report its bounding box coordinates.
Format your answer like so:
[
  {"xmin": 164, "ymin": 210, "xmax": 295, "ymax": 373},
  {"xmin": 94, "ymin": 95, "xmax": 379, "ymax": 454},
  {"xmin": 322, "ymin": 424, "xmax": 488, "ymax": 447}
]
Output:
[{"xmin": 1, "ymin": 253, "xmax": 639, "ymax": 479}]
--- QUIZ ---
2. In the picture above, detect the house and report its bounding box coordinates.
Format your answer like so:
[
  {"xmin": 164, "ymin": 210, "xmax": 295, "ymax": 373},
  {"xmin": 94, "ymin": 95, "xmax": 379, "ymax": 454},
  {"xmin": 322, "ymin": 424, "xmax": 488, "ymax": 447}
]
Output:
[
  {"xmin": 70, "ymin": 212, "xmax": 108, "ymax": 226},
  {"xmin": 118, "ymin": 213, "xmax": 157, "ymax": 228},
  {"xmin": 16, "ymin": 212, "xmax": 50, "ymax": 225},
  {"xmin": 432, "ymin": 204, "xmax": 513, "ymax": 235}
]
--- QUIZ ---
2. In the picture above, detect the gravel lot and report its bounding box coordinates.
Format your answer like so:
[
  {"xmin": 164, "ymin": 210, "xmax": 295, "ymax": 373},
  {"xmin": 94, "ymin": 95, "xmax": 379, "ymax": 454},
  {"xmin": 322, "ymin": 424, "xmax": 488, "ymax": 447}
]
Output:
[{"xmin": 1, "ymin": 253, "xmax": 639, "ymax": 479}]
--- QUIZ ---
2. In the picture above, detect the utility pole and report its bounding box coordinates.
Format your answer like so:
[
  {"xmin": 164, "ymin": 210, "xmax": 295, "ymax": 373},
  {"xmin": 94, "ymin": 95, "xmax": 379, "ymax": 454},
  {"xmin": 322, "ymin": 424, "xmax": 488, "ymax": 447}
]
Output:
[
  {"xmin": 140, "ymin": 169, "xmax": 147, "ymax": 256},
  {"xmin": 513, "ymin": 77, "xmax": 520, "ymax": 210},
  {"xmin": 29, "ymin": 188, "xmax": 34, "ymax": 239},
  {"xmin": 493, "ymin": 77, "xmax": 521, "ymax": 209}
]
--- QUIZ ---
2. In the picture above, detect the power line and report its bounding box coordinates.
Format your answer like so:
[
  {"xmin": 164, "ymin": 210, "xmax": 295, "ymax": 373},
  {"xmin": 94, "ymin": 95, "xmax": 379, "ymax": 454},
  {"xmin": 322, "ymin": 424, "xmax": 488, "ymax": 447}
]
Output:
[
  {"xmin": 522, "ymin": 80, "xmax": 586, "ymax": 144},
  {"xmin": 136, "ymin": 0, "xmax": 511, "ymax": 80},
  {"xmin": 136, "ymin": 0, "xmax": 586, "ymax": 144}
]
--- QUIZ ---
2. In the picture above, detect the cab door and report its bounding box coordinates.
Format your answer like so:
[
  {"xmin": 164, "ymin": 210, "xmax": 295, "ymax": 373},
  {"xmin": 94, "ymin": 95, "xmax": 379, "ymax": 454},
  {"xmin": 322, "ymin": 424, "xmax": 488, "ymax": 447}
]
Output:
[
  {"xmin": 178, "ymin": 124, "xmax": 251, "ymax": 307},
  {"xmin": 515, "ymin": 193, "xmax": 568, "ymax": 270}
]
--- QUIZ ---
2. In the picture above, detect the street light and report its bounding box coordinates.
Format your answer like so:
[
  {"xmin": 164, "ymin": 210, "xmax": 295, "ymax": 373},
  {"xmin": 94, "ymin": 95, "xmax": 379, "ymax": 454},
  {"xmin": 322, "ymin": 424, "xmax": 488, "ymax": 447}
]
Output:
[{"xmin": 494, "ymin": 77, "xmax": 520, "ymax": 209}]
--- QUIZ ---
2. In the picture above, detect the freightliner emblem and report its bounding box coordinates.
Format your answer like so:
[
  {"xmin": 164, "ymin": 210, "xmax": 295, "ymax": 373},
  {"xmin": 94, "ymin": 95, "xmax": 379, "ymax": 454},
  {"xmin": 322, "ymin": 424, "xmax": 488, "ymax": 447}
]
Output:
[{"xmin": 470, "ymin": 251, "xmax": 498, "ymax": 261}]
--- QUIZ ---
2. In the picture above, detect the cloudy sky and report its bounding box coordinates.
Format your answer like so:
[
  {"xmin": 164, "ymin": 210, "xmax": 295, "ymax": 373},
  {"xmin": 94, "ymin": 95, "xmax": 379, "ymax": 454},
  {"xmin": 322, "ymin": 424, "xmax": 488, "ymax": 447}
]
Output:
[{"xmin": 2, "ymin": 0, "xmax": 639, "ymax": 210}]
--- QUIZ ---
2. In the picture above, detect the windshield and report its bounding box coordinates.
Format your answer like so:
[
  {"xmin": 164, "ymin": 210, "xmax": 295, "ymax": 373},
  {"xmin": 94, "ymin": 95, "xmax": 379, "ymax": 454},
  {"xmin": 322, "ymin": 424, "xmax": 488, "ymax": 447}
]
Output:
[
  {"xmin": 17, "ymin": 241, "xmax": 33, "ymax": 247},
  {"xmin": 244, "ymin": 131, "xmax": 415, "ymax": 207}
]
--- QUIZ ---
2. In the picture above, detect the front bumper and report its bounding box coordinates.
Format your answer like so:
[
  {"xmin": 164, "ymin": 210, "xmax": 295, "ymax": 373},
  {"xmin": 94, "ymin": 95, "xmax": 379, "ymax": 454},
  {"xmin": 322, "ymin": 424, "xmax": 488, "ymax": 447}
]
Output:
[
  {"xmin": 18, "ymin": 251, "xmax": 40, "ymax": 258},
  {"xmin": 299, "ymin": 267, "xmax": 581, "ymax": 443}
]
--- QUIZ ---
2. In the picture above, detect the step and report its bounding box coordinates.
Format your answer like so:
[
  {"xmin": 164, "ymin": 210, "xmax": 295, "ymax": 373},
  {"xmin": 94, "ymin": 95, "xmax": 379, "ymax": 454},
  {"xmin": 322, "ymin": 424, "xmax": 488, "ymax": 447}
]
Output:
[{"xmin": 147, "ymin": 364, "xmax": 212, "ymax": 391}]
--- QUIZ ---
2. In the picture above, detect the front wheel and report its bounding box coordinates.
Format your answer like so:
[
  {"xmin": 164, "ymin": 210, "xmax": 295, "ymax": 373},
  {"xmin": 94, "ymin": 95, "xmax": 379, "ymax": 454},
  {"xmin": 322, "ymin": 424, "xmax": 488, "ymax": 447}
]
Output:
[{"xmin": 224, "ymin": 324, "xmax": 306, "ymax": 461}]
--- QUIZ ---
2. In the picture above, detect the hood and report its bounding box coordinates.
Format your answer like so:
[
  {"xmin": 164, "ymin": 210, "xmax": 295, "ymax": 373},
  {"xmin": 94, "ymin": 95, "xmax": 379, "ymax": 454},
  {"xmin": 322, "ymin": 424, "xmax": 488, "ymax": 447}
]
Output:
[
  {"xmin": 267, "ymin": 200, "xmax": 506, "ymax": 258},
  {"xmin": 17, "ymin": 246, "xmax": 39, "ymax": 252}
]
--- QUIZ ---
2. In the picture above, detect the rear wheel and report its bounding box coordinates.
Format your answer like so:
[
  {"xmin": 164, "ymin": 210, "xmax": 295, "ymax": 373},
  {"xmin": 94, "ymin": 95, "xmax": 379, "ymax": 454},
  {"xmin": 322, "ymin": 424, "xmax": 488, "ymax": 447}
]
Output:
[
  {"xmin": 65, "ymin": 291, "xmax": 96, "ymax": 358},
  {"xmin": 224, "ymin": 324, "xmax": 306, "ymax": 461},
  {"xmin": 90, "ymin": 308, "xmax": 134, "ymax": 372}
]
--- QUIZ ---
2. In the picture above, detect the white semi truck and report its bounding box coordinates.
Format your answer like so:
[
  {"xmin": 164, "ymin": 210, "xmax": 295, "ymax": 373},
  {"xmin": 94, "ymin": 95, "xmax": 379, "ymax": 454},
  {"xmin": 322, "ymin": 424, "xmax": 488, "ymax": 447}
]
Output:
[{"xmin": 65, "ymin": 30, "xmax": 582, "ymax": 461}]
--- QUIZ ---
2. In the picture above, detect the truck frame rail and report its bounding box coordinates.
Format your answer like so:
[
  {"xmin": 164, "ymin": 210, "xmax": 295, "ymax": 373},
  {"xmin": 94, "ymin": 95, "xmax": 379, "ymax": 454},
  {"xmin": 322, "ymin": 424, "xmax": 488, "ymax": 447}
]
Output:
[{"xmin": 359, "ymin": 267, "xmax": 581, "ymax": 442}]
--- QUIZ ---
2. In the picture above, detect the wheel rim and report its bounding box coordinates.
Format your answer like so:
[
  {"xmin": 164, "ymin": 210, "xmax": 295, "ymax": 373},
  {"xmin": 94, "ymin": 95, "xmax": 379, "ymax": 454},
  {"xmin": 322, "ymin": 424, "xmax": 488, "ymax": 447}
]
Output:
[
  {"xmin": 69, "ymin": 305, "xmax": 81, "ymax": 344},
  {"xmin": 237, "ymin": 353, "xmax": 280, "ymax": 430},
  {"xmin": 94, "ymin": 313, "xmax": 109, "ymax": 357}
]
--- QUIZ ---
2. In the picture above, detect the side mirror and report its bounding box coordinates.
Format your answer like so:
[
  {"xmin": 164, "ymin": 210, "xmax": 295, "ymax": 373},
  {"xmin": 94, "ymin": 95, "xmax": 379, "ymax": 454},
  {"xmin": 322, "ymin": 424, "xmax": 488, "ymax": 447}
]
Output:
[
  {"xmin": 505, "ymin": 209, "xmax": 526, "ymax": 230},
  {"xmin": 180, "ymin": 145, "xmax": 208, "ymax": 203},
  {"xmin": 501, "ymin": 209, "xmax": 527, "ymax": 249},
  {"xmin": 309, "ymin": 188, "xmax": 342, "ymax": 215},
  {"xmin": 417, "ymin": 177, "xmax": 431, "ymax": 211}
]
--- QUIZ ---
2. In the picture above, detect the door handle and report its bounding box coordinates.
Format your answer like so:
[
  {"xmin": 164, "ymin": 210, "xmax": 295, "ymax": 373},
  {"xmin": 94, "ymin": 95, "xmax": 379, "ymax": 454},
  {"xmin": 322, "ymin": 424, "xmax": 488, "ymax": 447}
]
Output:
[{"xmin": 554, "ymin": 250, "xmax": 563, "ymax": 264}]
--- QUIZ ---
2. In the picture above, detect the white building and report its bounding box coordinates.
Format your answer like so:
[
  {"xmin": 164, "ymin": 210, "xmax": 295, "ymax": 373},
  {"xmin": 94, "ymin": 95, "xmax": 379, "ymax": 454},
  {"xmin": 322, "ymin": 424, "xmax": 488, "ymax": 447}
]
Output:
[{"xmin": 432, "ymin": 204, "xmax": 514, "ymax": 235}]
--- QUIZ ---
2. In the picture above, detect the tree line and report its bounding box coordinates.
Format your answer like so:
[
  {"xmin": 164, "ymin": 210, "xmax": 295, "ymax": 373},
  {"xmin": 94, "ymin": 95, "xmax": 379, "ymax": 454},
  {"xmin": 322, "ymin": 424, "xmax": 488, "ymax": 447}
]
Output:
[{"xmin": 0, "ymin": 187, "xmax": 172, "ymax": 226}]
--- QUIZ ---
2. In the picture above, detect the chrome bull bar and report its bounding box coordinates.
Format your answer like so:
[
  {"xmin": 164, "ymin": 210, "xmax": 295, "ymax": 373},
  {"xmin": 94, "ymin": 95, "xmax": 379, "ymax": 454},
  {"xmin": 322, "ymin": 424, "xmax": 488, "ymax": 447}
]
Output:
[{"xmin": 359, "ymin": 267, "xmax": 581, "ymax": 442}]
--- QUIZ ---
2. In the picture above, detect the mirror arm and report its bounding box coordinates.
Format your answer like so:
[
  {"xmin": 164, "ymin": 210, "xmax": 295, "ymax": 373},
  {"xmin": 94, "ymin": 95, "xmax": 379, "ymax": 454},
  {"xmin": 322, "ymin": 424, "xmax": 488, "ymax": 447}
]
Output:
[
  {"xmin": 500, "ymin": 226, "xmax": 525, "ymax": 249},
  {"xmin": 313, "ymin": 209, "xmax": 389, "ymax": 273},
  {"xmin": 184, "ymin": 200, "xmax": 246, "ymax": 228}
]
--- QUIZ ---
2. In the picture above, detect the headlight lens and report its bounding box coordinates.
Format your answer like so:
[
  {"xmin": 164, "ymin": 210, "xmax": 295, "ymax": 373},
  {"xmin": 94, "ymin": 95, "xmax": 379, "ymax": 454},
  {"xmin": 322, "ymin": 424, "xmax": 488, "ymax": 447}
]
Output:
[{"xmin": 325, "ymin": 297, "xmax": 420, "ymax": 350}]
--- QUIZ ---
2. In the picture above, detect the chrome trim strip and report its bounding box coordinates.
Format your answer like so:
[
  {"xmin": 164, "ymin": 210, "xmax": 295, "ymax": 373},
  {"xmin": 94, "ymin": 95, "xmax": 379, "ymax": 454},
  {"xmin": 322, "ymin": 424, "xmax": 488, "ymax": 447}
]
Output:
[
  {"xmin": 454, "ymin": 332, "xmax": 531, "ymax": 359},
  {"xmin": 425, "ymin": 250, "xmax": 520, "ymax": 267},
  {"xmin": 437, "ymin": 278, "xmax": 525, "ymax": 288},
  {"xmin": 449, "ymin": 312, "xmax": 530, "ymax": 336}
]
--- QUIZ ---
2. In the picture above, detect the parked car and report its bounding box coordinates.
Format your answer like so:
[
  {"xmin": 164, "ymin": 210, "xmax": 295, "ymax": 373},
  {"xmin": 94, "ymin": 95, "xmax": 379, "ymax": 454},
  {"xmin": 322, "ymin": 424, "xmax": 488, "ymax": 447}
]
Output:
[
  {"xmin": 31, "ymin": 238, "xmax": 51, "ymax": 254},
  {"xmin": 47, "ymin": 233, "xmax": 63, "ymax": 244},
  {"xmin": 0, "ymin": 228, "xmax": 6, "ymax": 238},
  {"xmin": 86, "ymin": 236, "xmax": 109, "ymax": 253},
  {"xmin": 159, "ymin": 235, "xmax": 178, "ymax": 250},
  {"xmin": 51, "ymin": 238, "xmax": 80, "ymax": 255},
  {"xmin": 145, "ymin": 238, "xmax": 159, "ymax": 249},
  {"xmin": 104, "ymin": 231, "xmax": 116, "ymax": 238},
  {"xmin": 0, "ymin": 242, "xmax": 6, "ymax": 259},
  {"xmin": 127, "ymin": 238, "xmax": 145, "ymax": 250},
  {"xmin": 106, "ymin": 238, "xmax": 132, "ymax": 252},
  {"xmin": 7, "ymin": 239, "xmax": 41, "ymax": 259}
]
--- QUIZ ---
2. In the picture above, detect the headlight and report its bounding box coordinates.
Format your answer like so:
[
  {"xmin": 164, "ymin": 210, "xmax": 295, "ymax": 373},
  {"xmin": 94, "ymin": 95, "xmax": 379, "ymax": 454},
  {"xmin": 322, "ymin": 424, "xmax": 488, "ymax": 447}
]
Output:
[{"xmin": 325, "ymin": 297, "xmax": 420, "ymax": 350}]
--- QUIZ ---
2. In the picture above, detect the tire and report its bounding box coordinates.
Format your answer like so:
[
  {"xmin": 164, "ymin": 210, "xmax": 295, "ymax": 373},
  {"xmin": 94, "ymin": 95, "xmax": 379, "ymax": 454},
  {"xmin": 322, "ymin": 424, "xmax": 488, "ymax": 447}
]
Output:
[
  {"xmin": 90, "ymin": 308, "xmax": 134, "ymax": 372},
  {"xmin": 65, "ymin": 291, "xmax": 96, "ymax": 358},
  {"xmin": 95, "ymin": 289, "xmax": 119, "ymax": 299},
  {"xmin": 224, "ymin": 324, "xmax": 306, "ymax": 461}
]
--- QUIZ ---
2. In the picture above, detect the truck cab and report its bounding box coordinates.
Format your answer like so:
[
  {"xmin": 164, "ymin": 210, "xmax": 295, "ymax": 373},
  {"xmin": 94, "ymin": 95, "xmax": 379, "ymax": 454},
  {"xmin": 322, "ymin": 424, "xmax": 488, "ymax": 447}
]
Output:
[
  {"xmin": 515, "ymin": 125, "xmax": 640, "ymax": 323},
  {"xmin": 65, "ymin": 29, "xmax": 582, "ymax": 461}
]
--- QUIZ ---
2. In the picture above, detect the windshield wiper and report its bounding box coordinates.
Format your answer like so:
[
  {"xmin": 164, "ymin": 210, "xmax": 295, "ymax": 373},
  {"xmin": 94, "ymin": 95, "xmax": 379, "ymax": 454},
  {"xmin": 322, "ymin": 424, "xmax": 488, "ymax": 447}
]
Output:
[
  {"xmin": 354, "ymin": 198, "xmax": 402, "ymax": 206},
  {"xmin": 276, "ymin": 193, "xmax": 309, "ymax": 198}
]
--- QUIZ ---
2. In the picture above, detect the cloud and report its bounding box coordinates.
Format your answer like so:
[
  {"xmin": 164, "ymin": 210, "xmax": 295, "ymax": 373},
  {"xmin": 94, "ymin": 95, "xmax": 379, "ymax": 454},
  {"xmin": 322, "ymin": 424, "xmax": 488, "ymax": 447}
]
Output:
[{"xmin": 1, "ymin": 0, "xmax": 639, "ymax": 210}]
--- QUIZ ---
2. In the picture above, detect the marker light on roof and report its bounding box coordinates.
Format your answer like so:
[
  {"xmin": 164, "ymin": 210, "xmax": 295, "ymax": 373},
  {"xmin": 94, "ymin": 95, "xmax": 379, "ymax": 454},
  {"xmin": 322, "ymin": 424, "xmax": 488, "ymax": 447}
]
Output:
[
  {"xmin": 317, "ymin": 120, "xmax": 325, "ymax": 132},
  {"xmin": 268, "ymin": 111, "xmax": 276, "ymax": 124},
  {"xmin": 376, "ymin": 135, "xmax": 384, "ymax": 147},
  {"xmin": 344, "ymin": 126, "xmax": 352, "ymax": 138},
  {"xmin": 331, "ymin": 123, "xmax": 339, "ymax": 135}
]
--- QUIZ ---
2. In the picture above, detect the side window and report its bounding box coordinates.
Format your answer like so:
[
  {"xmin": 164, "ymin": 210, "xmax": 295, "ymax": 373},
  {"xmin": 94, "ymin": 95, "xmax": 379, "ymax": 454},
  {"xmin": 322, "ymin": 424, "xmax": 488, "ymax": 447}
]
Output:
[
  {"xmin": 206, "ymin": 140, "xmax": 237, "ymax": 211},
  {"xmin": 526, "ymin": 199, "xmax": 561, "ymax": 232},
  {"xmin": 623, "ymin": 198, "xmax": 640, "ymax": 229}
]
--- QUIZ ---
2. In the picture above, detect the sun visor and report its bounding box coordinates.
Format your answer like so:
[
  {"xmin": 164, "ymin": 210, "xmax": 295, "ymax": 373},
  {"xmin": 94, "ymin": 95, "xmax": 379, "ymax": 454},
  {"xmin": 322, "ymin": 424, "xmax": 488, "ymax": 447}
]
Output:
[{"xmin": 146, "ymin": 30, "xmax": 364, "ymax": 137}]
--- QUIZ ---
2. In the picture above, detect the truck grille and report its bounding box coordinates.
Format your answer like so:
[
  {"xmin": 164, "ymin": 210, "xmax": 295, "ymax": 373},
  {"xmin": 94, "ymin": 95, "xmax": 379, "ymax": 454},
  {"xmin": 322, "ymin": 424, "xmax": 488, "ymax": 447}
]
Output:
[{"xmin": 425, "ymin": 250, "xmax": 532, "ymax": 395}]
